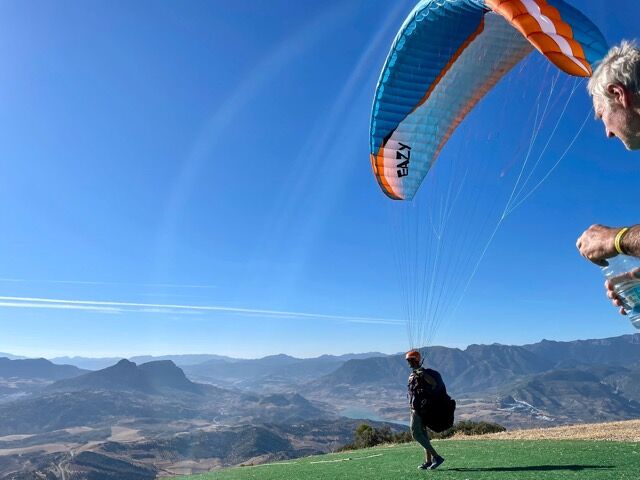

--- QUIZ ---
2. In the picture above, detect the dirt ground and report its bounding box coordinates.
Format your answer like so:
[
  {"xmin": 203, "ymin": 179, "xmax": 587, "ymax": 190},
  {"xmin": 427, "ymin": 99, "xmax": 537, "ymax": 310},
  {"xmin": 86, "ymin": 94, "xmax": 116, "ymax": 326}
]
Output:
[{"xmin": 453, "ymin": 420, "xmax": 640, "ymax": 442}]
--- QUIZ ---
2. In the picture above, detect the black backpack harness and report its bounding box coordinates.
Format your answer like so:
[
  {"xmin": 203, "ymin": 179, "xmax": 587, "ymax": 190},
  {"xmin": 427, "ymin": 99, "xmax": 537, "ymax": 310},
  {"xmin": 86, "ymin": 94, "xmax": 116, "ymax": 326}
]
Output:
[{"xmin": 408, "ymin": 367, "xmax": 456, "ymax": 432}]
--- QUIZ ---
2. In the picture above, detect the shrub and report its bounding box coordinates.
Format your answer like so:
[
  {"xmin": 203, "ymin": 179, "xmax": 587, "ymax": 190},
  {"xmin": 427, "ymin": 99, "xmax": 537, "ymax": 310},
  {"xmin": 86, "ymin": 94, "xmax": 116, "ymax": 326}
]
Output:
[
  {"xmin": 337, "ymin": 424, "xmax": 396, "ymax": 451},
  {"xmin": 452, "ymin": 420, "xmax": 506, "ymax": 436},
  {"xmin": 428, "ymin": 420, "xmax": 506, "ymax": 439},
  {"xmin": 338, "ymin": 420, "xmax": 506, "ymax": 451}
]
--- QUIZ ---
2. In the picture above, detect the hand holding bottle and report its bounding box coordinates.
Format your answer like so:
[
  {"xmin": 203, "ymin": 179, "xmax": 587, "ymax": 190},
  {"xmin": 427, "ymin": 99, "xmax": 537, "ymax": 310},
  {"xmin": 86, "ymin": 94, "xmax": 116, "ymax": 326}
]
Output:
[{"xmin": 602, "ymin": 256, "xmax": 640, "ymax": 329}]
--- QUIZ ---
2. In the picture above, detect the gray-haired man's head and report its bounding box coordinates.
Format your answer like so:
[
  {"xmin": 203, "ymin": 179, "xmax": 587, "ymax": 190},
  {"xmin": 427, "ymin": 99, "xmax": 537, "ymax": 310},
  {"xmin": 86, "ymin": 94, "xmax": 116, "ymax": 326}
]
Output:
[{"xmin": 588, "ymin": 41, "xmax": 640, "ymax": 150}]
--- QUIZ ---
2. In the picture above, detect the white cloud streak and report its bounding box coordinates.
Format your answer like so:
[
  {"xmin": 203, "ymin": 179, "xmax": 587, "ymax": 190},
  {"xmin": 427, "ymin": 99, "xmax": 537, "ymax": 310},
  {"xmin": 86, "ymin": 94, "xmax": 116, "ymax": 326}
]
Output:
[
  {"xmin": 0, "ymin": 296, "xmax": 402, "ymax": 326},
  {"xmin": 0, "ymin": 301, "xmax": 121, "ymax": 313},
  {"xmin": 0, "ymin": 279, "xmax": 216, "ymax": 289}
]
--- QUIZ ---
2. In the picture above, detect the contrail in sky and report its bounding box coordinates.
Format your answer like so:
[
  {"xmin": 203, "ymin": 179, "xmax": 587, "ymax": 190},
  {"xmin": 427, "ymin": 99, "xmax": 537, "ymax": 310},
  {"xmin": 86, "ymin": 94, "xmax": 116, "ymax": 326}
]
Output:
[
  {"xmin": 0, "ymin": 296, "xmax": 402, "ymax": 325},
  {"xmin": 0, "ymin": 278, "xmax": 217, "ymax": 289}
]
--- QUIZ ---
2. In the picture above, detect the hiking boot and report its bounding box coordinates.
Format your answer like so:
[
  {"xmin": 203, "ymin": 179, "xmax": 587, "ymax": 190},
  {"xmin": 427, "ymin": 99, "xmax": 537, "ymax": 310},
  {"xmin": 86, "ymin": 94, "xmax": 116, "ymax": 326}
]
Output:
[
  {"xmin": 428, "ymin": 456, "xmax": 445, "ymax": 469},
  {"xmin": 418, "ymin": 461, "xmax": 432, "ymax": 470}
]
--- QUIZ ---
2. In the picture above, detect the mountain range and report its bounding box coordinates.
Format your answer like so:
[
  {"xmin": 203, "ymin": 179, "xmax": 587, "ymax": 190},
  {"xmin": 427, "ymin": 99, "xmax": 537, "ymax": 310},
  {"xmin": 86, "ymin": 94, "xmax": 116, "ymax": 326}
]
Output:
[
  {"xmin": 181, "ymin": 353, "xmax": 387, "ymax": 390},
  {"xmin": 46, "ymin": 352, "xmax": 386, "ymax": 373},
  {"xmin": 1, "ymin": 334, "xmax": 640, "ymax": 478},
  {"xmin": 48, "ymin": 354, "xmax": 236, "ymax": 371},
  {"xmin": 306, "ymin": 334, "xmax": 640, "ymax": 427},
  {"xmin": 0, "ymin": 357, "xmax": 390, "ymax": 478},
  {"xmin": 0, "ymin": 357, "xmax": 86, "ymax": 381}
]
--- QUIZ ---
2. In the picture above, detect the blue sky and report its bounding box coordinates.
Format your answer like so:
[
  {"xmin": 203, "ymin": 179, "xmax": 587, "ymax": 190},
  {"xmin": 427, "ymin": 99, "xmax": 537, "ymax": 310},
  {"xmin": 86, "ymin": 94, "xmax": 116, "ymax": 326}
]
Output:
[{"xmin": 0, "ymin": 1, "xmax": 639, "ymax": 359}]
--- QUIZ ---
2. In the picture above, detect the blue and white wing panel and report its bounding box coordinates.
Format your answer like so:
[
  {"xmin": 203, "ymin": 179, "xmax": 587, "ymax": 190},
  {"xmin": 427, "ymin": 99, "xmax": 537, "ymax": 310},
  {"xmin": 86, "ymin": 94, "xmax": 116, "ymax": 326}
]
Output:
[{"xmin": 369, "ymin": 0, "xmax": 608, "ymax": 201}]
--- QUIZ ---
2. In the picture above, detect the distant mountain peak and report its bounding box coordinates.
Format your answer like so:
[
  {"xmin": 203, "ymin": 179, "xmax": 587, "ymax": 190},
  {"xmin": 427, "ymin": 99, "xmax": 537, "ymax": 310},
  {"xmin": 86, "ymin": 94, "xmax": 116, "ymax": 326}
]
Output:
[
  {"xmin": 48, "ymin": 359, "xmax": 202, "ymax": 395},
  {"xmin": 114, "ymin": 359, "xmax": 137, "ymax": 368}
]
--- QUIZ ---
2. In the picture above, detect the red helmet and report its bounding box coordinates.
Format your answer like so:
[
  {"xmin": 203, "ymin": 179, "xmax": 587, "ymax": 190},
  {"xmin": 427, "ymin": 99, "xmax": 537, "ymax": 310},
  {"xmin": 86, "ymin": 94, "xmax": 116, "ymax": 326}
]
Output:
[{"xmin": 405, "ymin": 350, "xmax": 421, "ymax": 363}]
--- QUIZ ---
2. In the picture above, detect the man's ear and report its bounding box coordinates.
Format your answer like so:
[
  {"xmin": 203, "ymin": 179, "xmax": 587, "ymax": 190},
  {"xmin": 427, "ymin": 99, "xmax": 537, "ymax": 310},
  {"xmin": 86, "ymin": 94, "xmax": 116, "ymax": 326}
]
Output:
[{"xmin": 607, "ymin": 83, "xmax": 631, "ymax": 108}]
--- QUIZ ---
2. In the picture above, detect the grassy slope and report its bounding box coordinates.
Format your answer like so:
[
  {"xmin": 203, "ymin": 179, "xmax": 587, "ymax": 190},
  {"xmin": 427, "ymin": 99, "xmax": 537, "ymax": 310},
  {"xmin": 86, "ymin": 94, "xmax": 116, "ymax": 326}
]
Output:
[{"xmin": 171, "ymin": 440, "xmax": 640, "ymax": 480}]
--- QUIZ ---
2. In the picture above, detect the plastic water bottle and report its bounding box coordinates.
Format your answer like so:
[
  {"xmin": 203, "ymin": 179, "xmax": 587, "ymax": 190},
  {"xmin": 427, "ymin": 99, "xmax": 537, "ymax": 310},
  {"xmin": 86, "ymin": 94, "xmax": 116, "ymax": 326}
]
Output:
[{"xmin": 602, "ymin": 255, "xmax": 640, "ymax": 329}]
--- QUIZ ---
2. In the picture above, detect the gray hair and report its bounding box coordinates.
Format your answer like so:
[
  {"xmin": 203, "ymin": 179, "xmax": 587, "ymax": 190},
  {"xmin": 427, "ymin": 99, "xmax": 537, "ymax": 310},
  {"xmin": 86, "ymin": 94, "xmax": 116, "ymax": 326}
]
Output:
[{"xmin": 588, "ymin": 41, "xmax": 640, "ymax": 104}]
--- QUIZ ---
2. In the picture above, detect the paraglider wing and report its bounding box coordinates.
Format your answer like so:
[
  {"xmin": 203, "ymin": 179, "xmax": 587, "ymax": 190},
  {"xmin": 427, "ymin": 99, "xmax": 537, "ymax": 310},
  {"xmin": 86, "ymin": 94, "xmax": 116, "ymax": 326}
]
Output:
[{"xmin": 370, "ymin": 0, "xmax": 608, "ymax": 201}]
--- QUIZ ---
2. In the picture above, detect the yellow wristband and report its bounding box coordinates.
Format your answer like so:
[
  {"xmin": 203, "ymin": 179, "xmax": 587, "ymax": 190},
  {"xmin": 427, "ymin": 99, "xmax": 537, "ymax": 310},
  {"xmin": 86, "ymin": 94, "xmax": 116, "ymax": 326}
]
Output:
[{"xmin": 615, "ymin": 227, "xmax": 630, "ymax": 255}]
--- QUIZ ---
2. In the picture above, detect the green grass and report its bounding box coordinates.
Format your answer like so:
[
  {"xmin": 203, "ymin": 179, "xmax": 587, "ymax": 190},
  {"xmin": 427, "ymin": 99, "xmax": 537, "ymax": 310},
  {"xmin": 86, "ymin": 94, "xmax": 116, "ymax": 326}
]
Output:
[{"xmin": 171, "ymin": 440, "xmax": 640, "ymax": 480}]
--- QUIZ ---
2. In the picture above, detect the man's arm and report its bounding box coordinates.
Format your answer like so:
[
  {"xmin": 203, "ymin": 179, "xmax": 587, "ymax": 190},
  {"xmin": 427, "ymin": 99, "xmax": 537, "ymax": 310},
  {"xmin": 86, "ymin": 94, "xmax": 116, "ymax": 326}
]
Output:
[
  {"xmin": 620, "ymin": 226, "xmax": 640, "ymax": 257},
  {"xmin": 576, "ymin": 224, "xmax": 640, "ymax": 265}
]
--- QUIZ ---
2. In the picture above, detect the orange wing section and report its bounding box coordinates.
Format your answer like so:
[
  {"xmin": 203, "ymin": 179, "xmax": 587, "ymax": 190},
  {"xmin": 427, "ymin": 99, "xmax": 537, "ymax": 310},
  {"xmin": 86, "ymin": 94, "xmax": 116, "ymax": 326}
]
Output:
[{"xmin": 485, "ymin": 0, "xmax": 591, "ymax": 77}]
